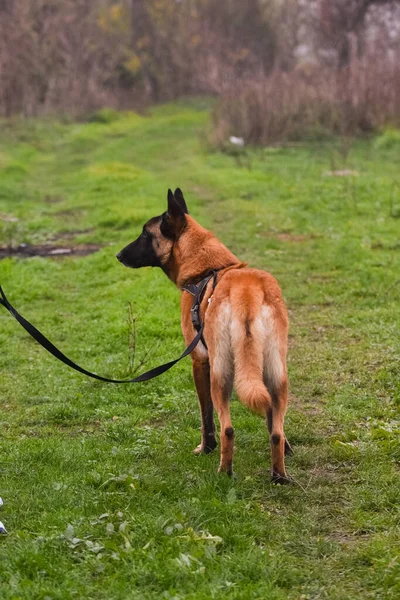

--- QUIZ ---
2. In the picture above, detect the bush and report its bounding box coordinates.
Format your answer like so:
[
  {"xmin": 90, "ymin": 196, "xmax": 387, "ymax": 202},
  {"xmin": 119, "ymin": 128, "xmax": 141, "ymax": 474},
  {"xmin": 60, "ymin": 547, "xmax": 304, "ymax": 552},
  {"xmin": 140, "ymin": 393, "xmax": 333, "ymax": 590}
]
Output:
[
  {"xmin": 209, "ymin": 54, "xmax": 400, "ymax": 147},
  {"xmin": 88, "ymin": 108, "xmax": 123, "ymax": 124},
  {"xmin": 374, "ymin": 128, "xmax": 400, "ymax": 149}
]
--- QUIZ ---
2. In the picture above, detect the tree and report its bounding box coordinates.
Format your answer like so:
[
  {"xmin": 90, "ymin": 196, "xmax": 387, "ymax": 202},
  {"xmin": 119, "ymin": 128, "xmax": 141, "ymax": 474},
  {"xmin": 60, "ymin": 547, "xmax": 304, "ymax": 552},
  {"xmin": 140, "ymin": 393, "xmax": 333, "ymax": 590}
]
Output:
[{"xmin": 320, "ymin": 0, "xmax": 400, "ymax": 67}]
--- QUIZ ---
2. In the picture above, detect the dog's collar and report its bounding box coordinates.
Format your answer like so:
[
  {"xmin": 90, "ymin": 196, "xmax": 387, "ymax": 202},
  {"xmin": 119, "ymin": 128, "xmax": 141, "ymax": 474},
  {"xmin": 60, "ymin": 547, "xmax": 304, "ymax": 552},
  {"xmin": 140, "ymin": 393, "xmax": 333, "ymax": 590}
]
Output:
[
  {"xmin": 182, "ymin": 269, "xmax": 219, "ymax": 298},
  {"xmin": 180, "ymin": 261, "xmax": 246, "ymax": 288}
]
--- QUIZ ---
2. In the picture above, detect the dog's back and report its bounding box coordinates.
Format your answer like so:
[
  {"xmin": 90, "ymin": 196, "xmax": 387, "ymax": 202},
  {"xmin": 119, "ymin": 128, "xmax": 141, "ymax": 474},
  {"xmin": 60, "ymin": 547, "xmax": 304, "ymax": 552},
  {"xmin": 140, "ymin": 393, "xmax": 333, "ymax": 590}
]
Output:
[{"xmin": 205, "ymin": 268, "xmax": 288, "ymax": 416}]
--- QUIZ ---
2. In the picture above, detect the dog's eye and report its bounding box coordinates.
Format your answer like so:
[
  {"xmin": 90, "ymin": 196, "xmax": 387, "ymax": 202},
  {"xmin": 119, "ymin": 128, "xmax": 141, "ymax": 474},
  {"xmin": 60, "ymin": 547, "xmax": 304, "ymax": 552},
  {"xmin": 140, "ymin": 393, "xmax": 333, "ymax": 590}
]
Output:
[{"xmin": 142, "ymin": 229, "xmax": 149, "ymax": 239}]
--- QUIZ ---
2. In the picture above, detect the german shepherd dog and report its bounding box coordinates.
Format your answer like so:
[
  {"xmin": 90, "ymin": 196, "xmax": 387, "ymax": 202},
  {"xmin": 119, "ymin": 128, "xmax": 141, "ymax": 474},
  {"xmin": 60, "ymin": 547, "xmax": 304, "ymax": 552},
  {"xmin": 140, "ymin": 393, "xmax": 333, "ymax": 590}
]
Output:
[{"xmin": 117, "ymin": 189, "xmax": 292, "ymax": 482}]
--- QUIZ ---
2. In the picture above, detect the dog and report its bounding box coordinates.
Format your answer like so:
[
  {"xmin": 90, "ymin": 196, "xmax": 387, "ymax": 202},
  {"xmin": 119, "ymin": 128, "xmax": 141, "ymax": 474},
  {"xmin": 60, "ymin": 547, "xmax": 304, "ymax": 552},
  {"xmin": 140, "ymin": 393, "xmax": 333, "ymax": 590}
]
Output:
[{"xmin": 117, "ymin": 189, "xmax": 292, "ymax": 482}]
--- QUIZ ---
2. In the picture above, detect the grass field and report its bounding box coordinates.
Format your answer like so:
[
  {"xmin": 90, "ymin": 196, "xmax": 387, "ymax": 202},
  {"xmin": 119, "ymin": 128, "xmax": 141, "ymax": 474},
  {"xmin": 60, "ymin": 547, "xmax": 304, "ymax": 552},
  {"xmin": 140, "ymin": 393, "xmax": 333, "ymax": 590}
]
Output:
[{"xmin": 0, "ymin": 102, "xmax": 399, "ymax": 599}]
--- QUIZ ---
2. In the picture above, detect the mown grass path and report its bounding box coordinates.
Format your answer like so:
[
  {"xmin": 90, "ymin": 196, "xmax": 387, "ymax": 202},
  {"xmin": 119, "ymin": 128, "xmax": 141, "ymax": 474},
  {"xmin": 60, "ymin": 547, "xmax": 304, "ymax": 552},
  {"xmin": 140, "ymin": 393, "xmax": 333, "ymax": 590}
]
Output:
[{"xmin": 1, "ymin": 103, "xmax": 399, "ymax": 599}]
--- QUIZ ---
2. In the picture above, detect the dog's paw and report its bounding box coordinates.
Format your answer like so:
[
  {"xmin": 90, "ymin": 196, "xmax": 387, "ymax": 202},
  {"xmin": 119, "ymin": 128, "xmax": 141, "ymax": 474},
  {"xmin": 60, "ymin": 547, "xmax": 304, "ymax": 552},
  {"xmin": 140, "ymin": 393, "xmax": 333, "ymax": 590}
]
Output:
[
  {"xmin": 218, "ymin": 464, "xmax": 234, "ymax": 477},
  {"xmin": 271, "ymin": 471, "xmax": 292, "ymax": 485},
  {"xmin": 193, "ymin": 442, "xmax": 216, "ymax": 455}
]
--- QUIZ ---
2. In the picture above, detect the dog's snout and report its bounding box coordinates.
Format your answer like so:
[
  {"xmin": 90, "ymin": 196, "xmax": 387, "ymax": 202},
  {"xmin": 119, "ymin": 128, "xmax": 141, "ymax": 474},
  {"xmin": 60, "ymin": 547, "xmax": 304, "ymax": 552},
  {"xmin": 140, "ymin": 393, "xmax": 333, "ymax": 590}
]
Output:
[{"xmin": 116, "ymin": 251, "xmax": 123, "ymax": 262}]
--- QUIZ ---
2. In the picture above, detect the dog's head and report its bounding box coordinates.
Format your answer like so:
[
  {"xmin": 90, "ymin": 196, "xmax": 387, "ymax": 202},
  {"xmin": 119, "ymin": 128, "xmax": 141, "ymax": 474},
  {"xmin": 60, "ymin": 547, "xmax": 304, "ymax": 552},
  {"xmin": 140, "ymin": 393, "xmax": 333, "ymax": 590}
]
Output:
[{"xmin": 116, "ymin": 188, "xmax": 188, "ymax": 269}]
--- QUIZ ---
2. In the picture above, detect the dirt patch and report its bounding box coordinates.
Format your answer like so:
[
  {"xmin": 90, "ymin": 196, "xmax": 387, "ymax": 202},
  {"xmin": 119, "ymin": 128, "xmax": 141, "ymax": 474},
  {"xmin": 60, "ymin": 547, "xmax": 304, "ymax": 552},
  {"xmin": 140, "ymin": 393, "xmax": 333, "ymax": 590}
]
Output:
[
  {"xmin": 324, "ymin": 169, "xmax": 360, "ymax": 177},
  {"xmin": 308, "ymin": 274, "xmax": 336, "ymax": 281},
  {"xmin": 189, "ymin": 184, "xmax": 215, "ymax": 204},
  {"xmin": 0, "ymin": 212, "xmax": 19, "ymax": 223},
  {"xmin": 260, "ymin": 231, "xmax": 318, "ymax": 242},
  {"xmin": 0, "ymin": 243, "xmax": 101, "ymax": 260},
  {"xmin": 49, "ymin": 229, "xmax": 94, "ymax": 241},
  {"xmin": 54, "ymin": 207, "xmax": 87, "ymax": 218},
  {"xmin": 328, "ymin": 531, "xmax": 370, "ymax": 546},
  {"xmin": 44, "ymin": 195, "xmax": 64, "ymax": 204},
  {"xmin": 288, "ymin": 392, "xmax": 325, "ymax": 415},
  {"xmin": 275, "ymin": 232, "xmax": 316, "ymax": 242},
  {"xmin": 309, "ymin": 464, "xmax": 345, "ymax": 483},
  {"xmin": 288, "ymin": 392, "xmax": 304, "ymax": 407},
  {"xmin": 371, "ymin": 241, "xmax": 400, "ymax": 251},
  {"xmin": 55, "ymin": 208, "xmax": 77, "ymax": 217}
]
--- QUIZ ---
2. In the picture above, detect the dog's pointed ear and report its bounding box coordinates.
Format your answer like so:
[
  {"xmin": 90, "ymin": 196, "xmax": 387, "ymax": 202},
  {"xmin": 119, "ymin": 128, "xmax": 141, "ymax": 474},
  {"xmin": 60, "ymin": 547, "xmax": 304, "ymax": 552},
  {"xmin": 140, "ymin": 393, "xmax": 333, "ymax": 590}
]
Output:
[
  {"xmin": 167, "ymin": 188, "xmax": 186, "ymax": 220},
  {"xmin": 174, "ymin": 188, "xmax": 189, "ymax": 214},
  {"xmin": 167, "ymin": 188, "xmax": 175, "ymax": 209},
  {"xmin": 166, "ymin": 188, "xmax": 187, "ymax": 236}
]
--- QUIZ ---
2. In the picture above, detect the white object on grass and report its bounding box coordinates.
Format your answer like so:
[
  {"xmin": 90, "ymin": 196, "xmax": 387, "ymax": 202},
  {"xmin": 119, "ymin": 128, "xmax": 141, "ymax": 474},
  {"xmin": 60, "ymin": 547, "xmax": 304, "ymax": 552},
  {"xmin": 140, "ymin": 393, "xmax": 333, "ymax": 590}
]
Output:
[
  {"xmin": 229, "ymin": 136, "xmax": 245, "ymax": 147},
  {"xmin": 0, "ymin": 521, "xmax": 7, "ymax": 535},
  {"xmin": 0, "ymin": 497, "xmax": 3, "ymax": 508}
]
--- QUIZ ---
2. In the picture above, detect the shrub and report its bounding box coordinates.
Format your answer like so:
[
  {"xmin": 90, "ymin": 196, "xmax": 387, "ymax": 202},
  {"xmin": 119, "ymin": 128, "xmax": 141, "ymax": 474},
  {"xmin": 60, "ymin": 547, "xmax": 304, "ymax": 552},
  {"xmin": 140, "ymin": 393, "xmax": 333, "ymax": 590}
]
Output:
[
  {"xmin": 209, "ymin": 53, "xmax": 400, "ymax": 147},
  {"xmin": 88, "ymin": 108, "xmax": 122, "ymax": 124},
  {"xmin": 374, "ymin": 128, "xmax": 400, "ymax": 149}
]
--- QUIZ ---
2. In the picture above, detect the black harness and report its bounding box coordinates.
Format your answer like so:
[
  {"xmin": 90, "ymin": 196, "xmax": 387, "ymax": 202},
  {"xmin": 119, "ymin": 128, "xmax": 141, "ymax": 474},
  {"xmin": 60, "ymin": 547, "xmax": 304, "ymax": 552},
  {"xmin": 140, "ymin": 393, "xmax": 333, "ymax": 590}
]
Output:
[
  {"xmin": 0, "ymin": 272, "xmax": 217, "ymax": 383},
  {"xmin": 182, "ymin": 270, "xmax": 218, "ymax": 350}
]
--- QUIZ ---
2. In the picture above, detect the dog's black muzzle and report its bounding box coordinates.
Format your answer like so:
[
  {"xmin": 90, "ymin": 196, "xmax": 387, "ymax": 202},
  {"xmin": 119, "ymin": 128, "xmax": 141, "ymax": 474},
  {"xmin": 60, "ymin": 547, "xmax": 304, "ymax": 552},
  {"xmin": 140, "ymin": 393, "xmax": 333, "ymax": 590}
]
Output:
[{"xmin": 116, "ymin": 235, "xmax": 161, "ymax": 269}]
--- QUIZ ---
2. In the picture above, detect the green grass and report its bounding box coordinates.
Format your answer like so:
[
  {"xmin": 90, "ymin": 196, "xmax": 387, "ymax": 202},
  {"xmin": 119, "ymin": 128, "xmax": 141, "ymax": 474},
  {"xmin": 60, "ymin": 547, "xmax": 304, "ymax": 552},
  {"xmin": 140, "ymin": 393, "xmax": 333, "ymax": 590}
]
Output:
[{"xmin": 0, "ymin": 102, "xmax": 399, "ymax": 600}]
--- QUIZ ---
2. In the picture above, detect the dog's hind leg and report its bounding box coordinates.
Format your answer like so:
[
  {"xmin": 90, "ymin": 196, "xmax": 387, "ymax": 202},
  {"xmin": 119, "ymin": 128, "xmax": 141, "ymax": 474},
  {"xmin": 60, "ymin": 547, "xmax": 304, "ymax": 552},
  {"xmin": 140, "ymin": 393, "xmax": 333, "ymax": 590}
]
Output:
[
  {"xmin": 210, "ymin": 373, "xmax": 234, "ymax": 476},
  {"xmin": 192, "ymin": 359, "xmax": 217, "ymax": 454},
  {"xmin": 269, "ymin": 379, "xmax": 290, "ymax": 484},
  {"xmin": 267, "ymin": 408, "xmax": 293, "ymax": 456}
]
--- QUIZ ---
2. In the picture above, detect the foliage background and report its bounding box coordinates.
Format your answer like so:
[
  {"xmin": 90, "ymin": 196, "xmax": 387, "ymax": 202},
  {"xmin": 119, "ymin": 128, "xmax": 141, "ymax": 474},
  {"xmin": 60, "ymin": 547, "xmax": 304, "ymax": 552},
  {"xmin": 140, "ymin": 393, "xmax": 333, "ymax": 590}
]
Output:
[{"xmin": 1, "ymin": 0, "xmax": 400, "ymax": 140}]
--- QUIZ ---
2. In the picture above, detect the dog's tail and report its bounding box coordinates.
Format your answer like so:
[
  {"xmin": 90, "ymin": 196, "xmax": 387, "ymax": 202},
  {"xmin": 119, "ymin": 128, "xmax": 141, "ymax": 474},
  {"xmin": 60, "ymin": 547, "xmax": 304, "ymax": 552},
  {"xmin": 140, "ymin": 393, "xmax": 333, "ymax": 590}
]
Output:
[{"xmin": 230, "ymin": 291, "xmax": 272, "ymax": 416}]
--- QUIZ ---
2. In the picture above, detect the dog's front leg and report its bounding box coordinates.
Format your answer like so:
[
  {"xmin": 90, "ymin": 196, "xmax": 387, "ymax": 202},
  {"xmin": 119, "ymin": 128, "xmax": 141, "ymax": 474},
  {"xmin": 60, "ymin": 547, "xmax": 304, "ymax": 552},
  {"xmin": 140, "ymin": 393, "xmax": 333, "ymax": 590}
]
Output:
[{"xmin": 192, "ymin": 359, "xmax": 217, "ymax": 454}]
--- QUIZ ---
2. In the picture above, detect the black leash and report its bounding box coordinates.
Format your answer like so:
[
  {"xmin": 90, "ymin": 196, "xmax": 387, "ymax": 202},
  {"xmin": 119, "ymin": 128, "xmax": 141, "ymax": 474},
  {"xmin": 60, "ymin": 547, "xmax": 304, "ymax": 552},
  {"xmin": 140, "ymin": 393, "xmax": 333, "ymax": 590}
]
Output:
[{"xmin": 0, "ymin": 282, "xmax": 212, "ymax": 383}]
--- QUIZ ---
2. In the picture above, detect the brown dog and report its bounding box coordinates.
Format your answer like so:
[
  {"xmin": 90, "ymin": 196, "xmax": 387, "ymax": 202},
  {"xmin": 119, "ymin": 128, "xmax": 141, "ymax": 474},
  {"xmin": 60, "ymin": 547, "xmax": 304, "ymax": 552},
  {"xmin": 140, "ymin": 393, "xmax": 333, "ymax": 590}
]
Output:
[{"xmin": 117, "ymin": 189, "xmax": 291, "ymax": 482}]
